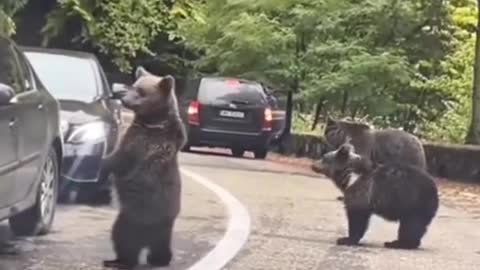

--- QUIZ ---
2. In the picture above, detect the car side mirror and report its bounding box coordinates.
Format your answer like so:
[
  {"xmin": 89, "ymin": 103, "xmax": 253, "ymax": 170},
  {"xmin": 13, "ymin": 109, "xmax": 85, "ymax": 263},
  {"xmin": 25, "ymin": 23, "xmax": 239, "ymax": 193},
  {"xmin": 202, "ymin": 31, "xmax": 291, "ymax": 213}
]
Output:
[
  {"xmin": 111, "ymin": 83, "xmax": 128, "ymax": 99},
  {"xmin": 0, "ymin": 83, "xmax": 16, "ymax": 106}
]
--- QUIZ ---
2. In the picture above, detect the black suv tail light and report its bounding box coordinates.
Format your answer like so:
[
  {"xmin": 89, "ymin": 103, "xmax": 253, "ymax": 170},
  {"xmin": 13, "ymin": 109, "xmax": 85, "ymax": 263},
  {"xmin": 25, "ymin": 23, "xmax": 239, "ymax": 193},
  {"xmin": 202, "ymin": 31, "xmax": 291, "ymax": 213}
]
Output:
[
  {"xmin": 188, "ymin": 101, "xmax": 200, "ymax": 125},
  {"xmin": 263, "ymin": 107, "xmax": 272, "ymax": 131}
]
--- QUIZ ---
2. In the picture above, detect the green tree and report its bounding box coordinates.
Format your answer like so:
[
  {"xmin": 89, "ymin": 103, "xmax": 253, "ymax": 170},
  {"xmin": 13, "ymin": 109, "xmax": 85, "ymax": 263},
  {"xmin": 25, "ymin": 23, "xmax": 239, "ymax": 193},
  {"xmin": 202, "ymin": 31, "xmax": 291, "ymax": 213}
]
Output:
[
  {"xmin": 178, "ymin": 0, "xmax": 457, "ymax": 134},
  {"xmin": 419, "ymin": 0, "xmax": 476, "ymax": 143},
  {"xmin": 7, "ymin": 0, "xmax": 476, "ymax": 145},
  {"xmin": 0, "ymin": 0, "xmax": 29, "ymax": 36},
  {"xmin": 466, "ymin": 0, "xmax": 480, "ymax": 144},
  {"xmin": 177, "ymin": 0, "xmax": 300, "ymax": 135},
  {"xmin": 41, "ymin": 0, "xmax": 195, "ymax": 72}
]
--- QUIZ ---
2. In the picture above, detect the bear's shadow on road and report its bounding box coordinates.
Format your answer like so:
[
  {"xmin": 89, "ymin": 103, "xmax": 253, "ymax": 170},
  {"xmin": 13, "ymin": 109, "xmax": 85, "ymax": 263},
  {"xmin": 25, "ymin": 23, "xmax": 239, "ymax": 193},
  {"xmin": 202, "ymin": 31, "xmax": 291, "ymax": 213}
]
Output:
[{"xmin": 326, "ymin": 240, "xmax": 437, "ymax": 255}]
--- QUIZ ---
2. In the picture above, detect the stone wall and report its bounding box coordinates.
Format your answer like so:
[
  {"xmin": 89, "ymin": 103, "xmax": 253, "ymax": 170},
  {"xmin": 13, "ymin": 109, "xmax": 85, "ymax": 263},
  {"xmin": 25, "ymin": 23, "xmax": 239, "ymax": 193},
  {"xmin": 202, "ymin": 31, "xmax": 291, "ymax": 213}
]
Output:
[
  {"xmin": 271, "ymin": 133, "xmax": 480, "ymax": 184},
  {"xmin": 271, "ymin": 133, "xmax": 328, "ymax": 160},
  {"xmin": 423, "ymin": 142, "xmax": 480, "ymax": 183}
]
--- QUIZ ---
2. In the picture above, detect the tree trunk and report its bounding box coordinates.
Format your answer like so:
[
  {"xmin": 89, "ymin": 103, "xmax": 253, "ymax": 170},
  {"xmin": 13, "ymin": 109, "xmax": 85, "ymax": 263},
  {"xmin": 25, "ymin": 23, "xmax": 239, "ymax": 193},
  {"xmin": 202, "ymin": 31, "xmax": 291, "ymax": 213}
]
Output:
[
  {"xmin": 281, "ymin": 33, "xmax": 302, "ymax": 139},
  {"xmin": 351, "ymin": 105, "xmax": 358, "ymax": 119},
  {"xmin": 311, "ymin": 99, "xmax": 325, "ymax": 131},
  {"xmin": 283, "ymin": 89, "xmax": 293, "ymax": 137},
  {"xmin": 340, "ymin": 89, "xmax": 349, "ymax": 114},
  {"xmin": 466, "ymin": 0, "xmax": 480, "ymax": 144}
]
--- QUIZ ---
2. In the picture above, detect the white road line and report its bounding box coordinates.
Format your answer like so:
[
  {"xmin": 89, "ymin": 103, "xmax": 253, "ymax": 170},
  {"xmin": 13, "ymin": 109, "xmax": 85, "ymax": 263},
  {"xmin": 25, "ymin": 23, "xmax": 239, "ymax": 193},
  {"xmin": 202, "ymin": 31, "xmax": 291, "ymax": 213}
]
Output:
[{"xmin": 181, "ymin": 168, "xmax": 251, "ymax": 270}]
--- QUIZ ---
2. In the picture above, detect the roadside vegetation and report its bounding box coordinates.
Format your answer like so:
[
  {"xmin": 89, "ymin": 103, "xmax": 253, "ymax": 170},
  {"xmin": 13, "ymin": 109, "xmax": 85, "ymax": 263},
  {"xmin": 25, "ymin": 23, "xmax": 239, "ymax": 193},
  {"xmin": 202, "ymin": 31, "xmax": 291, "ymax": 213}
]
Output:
[{"xmin": 2, "ymin": 0, "xmax": 480, "ymax": 144}]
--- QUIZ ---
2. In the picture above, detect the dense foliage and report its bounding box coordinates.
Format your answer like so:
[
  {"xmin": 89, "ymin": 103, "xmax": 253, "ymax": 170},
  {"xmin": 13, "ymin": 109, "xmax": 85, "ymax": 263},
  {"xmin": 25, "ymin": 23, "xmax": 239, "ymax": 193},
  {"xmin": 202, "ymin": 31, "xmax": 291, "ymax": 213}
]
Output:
[
  {"xmin": 0, "ymin": 0, "xmax": 28, "ymax": 36},
  {"xmin": 177, "ymin": 0, "xmax": 472, "ymax": 138},
  {"xmin": 41, "ymin": 0, "xmax": 196, "ymax": 72},
  {"xmin": 2, "ymin": 0, "xmax": 480, "ymax": 144}
]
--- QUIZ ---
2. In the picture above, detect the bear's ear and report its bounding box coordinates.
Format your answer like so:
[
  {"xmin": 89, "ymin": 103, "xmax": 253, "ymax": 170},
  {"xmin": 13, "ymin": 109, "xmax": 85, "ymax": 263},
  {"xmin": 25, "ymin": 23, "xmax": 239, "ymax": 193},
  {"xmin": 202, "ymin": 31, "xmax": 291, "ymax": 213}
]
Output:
[
  {"xmin": 337, "ymin": 143, "xmax": 353, "ymax": 159},
  {"xmin": 158, "ymin": 75, "xmax": 175, "ymax": 95},
  {"xmin": 135, "ymin": 66, "xmax": 151, "ymax": 79}
]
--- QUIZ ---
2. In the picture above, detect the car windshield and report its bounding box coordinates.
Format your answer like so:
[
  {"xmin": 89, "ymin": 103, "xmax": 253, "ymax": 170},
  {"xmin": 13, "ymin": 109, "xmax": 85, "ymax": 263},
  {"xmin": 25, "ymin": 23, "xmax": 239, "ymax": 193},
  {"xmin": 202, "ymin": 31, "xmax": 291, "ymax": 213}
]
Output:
[
  {"xmin": 24, "ymin": 51, "xmax": 99, "ymax": 102},
  {"xmin": 198, "ymin": 78, "xmax": 266, "ymax": 105}
]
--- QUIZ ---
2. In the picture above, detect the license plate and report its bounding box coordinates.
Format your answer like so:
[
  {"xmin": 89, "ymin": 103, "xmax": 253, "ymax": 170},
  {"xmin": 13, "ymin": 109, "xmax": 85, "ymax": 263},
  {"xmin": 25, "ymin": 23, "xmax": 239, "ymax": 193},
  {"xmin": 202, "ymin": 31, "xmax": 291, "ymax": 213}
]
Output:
[{"xmin": 219, "ymin": 110, "xmax": 245, "ymax": 118}]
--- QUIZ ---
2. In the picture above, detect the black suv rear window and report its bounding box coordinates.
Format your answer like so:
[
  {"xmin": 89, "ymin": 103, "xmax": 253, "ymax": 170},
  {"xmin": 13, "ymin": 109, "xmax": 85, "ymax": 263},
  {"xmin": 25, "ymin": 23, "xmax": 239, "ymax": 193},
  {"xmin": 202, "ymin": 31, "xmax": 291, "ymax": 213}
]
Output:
[{"xmin": 198, "ymin": 78, "xmax": 266, "ymax": 105}]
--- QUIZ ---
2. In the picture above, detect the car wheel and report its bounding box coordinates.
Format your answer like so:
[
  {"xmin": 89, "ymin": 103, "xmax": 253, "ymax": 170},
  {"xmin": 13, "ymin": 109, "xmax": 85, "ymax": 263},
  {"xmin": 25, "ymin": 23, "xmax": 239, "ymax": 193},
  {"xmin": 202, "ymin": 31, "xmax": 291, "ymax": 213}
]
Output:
[
  {"xmin": 254, "ymin": 148, "xmax": 268, "ymax": 159},
  {"xmin": 231, "ymin": 148, "xmax": 245, "ymax": 157},
  {"xmin": 9, "ymin": 148, "xmax": 59, "ymax": 236}
]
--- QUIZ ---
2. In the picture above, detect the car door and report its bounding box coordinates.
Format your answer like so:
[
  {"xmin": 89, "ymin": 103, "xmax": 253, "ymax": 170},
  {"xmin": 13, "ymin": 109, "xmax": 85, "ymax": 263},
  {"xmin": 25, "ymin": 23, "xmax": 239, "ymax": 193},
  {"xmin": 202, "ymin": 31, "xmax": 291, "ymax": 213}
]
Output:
[
  {"xmin": 0, "ymin": 107, "xmax": 19, "ymax": 208},
  {"xmin": 0, "ymin": 37, "xmax": 21, "ymax": 207},
  {"xmin": 0, "ymin": 106, "xmax": 20, "ymax": 209},
  {"xmin": 96, "ymin": 59, "xmax": 121, "ymax": 151},
  {"xmin": 9, "ymin": 47, "xmax": 48, "ymax": 203}
]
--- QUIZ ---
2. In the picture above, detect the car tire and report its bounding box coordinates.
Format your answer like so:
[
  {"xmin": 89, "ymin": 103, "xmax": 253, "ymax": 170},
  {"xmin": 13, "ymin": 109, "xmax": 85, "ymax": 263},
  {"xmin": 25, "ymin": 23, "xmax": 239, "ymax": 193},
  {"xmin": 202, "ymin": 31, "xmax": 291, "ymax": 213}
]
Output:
[
  {"xmin": 254, "ymin": 148, "xmax": 268, "ymax": 159},
  {"xmin": 9, "ymin": 148, "xmax": 59, "ymax": 236},
  {"xmin": 231, "ymin": 148, "xmax": 245, "ymax": 158}
]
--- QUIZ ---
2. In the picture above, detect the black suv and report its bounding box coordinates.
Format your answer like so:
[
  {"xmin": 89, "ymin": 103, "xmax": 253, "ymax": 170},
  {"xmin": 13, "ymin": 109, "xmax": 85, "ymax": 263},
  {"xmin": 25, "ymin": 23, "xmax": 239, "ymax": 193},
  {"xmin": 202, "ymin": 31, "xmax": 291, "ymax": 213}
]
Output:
[
  {"xmin": 0, "ymin": 36, "xmax": 63, "ymax": 236},
  {"xmin": 178, "ymin": 76, "xmax": 277, "ymax": 159}
]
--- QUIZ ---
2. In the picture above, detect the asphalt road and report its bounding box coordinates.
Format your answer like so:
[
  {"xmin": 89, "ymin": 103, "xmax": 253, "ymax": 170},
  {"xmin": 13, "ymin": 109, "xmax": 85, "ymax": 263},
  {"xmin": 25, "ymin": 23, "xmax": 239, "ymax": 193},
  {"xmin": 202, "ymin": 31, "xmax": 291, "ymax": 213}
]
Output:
[{"xmin": 1, "ymin": 148, "xmax": 479, "ymax": 270}]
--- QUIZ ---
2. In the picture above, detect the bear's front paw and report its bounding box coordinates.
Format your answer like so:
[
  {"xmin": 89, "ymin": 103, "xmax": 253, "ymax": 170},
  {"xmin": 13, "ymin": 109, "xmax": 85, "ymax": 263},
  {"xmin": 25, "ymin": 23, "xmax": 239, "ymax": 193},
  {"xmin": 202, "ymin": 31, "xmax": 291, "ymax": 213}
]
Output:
[{"xmin": 336, "ymin": 237, "xmax": 359, "ymax": 246}]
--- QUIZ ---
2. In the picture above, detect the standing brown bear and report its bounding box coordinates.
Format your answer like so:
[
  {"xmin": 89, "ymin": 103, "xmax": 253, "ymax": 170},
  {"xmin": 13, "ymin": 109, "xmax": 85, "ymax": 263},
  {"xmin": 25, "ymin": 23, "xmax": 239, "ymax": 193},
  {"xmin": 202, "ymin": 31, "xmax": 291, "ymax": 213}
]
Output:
[{"xmin": 100, "ymin": 67, "xmax": 187, "ymax": 269}]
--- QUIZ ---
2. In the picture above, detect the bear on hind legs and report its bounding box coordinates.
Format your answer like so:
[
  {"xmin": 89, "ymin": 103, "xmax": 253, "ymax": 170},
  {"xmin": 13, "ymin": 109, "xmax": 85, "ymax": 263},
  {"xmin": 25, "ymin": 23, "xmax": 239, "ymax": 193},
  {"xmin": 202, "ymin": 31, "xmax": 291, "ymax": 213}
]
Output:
[{"xmin": 100, "ymin": 66, "xmax": 187, "ymax": 269}]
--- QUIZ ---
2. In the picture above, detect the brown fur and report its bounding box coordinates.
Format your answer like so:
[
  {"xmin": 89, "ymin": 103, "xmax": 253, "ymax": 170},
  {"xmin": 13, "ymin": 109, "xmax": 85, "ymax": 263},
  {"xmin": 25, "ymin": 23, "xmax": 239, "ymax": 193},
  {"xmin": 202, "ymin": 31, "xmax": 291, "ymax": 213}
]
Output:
[
  {"xmin": 312, "ymin": 143, "xmax": 439, "ymax": 249},
  {"xmin": 100, "ymin": 67, "xmax": 186, "ymax": 269},
  {"xmin": 323, "ymin": 117, "xmax": 427, "ymax": 169},
  {"xmin": 321, "ymin": 117, "xmax": 427, "ymax": 201}
]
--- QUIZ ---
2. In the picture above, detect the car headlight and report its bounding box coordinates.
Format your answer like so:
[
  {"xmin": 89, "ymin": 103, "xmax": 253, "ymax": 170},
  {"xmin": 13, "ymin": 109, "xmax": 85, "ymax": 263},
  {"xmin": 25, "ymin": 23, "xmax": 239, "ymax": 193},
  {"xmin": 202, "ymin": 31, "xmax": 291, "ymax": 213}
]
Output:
[{"xmin": 67, "ymin": 121, "xmax": 107, "ymax": 144}]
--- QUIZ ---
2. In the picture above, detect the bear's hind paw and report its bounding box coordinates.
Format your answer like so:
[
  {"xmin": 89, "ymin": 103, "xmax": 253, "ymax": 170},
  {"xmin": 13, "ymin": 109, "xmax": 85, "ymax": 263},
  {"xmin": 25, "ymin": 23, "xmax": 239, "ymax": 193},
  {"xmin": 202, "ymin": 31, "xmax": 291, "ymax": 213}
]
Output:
[{"xmin": 336, "ymin": 237, "xmax": 360, "ymax": 246}]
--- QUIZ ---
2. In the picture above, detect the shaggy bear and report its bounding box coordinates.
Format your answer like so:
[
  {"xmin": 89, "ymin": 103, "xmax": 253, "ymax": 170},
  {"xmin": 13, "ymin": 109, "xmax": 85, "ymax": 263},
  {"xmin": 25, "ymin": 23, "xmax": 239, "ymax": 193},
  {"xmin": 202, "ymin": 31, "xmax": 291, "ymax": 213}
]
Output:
[
  {"xmin": 322, "ymin": 117, "xmax": 426, "ymax": 169},
  {"xmin": 312, "ymin": 143, "xmax": 439, "ymax": 249},
  {"xmin": 100, "ymin": 66, "xmax": 187, "ymax": 269},
  {"xmin": 320, "ymin": 117, "xmax": 427, "ymax": 201}
]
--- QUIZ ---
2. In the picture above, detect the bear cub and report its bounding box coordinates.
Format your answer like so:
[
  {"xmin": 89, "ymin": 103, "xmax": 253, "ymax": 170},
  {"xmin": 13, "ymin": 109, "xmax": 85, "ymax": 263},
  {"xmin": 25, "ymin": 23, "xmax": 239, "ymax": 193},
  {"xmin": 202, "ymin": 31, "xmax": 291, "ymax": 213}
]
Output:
[
  {"xmin": 100, "ymin": 66, "xmax": 187, "ymax": 269},
  {"xmin": 312, "ymin": 143, "xmax": 439, "ymax": 249}
]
